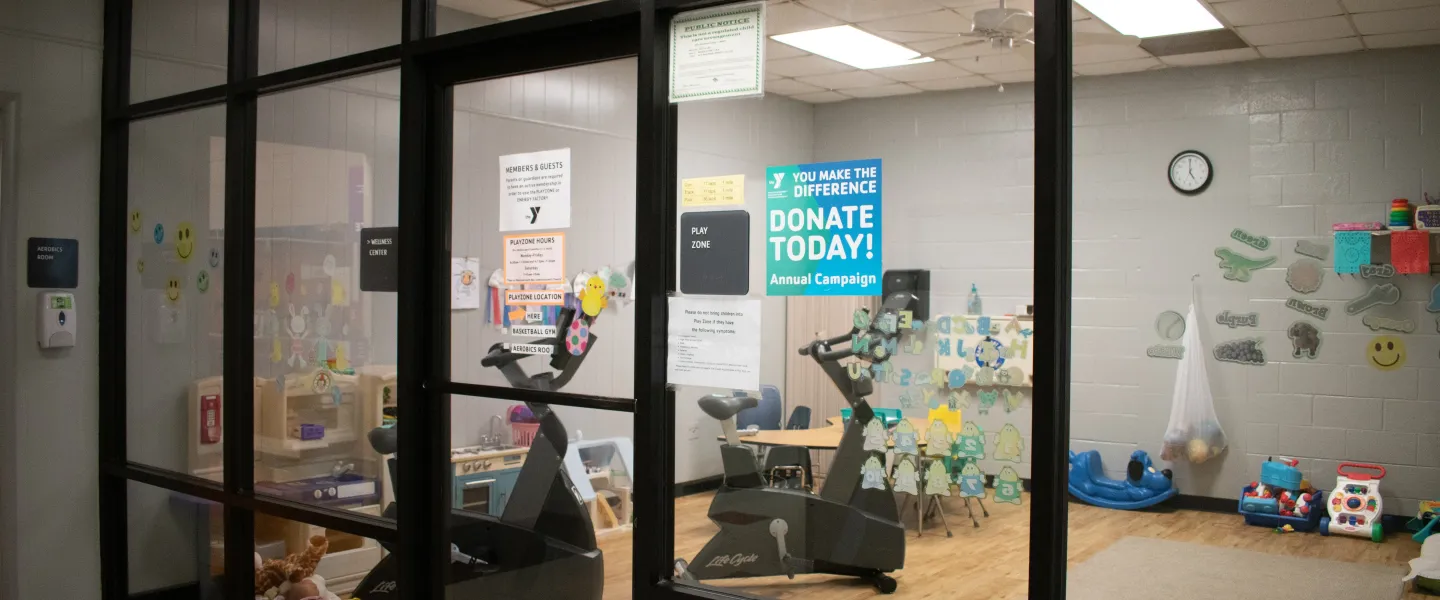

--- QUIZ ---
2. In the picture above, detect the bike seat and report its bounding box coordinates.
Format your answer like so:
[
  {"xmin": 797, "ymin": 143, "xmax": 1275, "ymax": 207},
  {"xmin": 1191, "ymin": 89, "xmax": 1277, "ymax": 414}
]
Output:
[{"xmin": 698, "ymin": 394, "xmax": 758, "ymax": 421}]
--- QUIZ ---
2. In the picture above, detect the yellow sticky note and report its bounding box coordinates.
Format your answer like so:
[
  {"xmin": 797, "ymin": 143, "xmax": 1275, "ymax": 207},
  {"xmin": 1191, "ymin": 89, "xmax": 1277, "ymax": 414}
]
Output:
[
  {"xmin": 331, "ymin": 280, "xmax": 349, "ymax": 306},
  {"xmin": 681, "ymin": 174, "xmax": 745, "ymax": 207},
  {"xmin": 928, "ymin": 405, "xmax": 962, "ymax": 431}
]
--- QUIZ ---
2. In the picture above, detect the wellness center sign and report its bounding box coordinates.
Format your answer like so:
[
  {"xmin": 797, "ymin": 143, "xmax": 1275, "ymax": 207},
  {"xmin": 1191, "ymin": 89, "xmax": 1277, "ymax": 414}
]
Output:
[{"xmin": 765, "ymin": 159, "xmax": 883, "ymax": 296}]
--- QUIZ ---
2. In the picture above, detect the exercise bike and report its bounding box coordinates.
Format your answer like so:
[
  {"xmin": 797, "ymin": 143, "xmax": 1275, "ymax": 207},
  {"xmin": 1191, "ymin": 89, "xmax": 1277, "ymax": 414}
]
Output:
[
  {"xmin": 352, "ymin": 307, "xmax": 603, "ymax": 599},
  {"xmin": 674, "ymin": 297, "xmax": 911, "ymax": 594}
]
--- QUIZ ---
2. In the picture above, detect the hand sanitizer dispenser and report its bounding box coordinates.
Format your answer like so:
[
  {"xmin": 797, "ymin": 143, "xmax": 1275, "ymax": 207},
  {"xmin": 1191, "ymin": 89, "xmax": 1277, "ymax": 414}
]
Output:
[{"xmin": 38, "ymin": 291, "xmax": 76, "ymax": 348}]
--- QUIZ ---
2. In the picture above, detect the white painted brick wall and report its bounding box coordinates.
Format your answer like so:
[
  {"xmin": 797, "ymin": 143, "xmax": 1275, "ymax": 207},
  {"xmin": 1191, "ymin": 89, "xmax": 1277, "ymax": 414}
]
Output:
[{"xmin": 815, "ymin": 45, "xmax": 1440, "ymax": 513}]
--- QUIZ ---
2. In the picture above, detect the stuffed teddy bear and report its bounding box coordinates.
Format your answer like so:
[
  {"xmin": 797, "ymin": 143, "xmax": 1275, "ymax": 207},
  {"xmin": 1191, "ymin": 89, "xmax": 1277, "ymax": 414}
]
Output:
[{"xmin": 254, "ymin": 535, "xmax": 328, "ymax": 599}]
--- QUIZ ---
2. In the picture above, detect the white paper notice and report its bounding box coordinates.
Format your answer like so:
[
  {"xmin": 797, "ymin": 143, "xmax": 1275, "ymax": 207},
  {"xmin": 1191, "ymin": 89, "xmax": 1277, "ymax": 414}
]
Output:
[
  {"xmin": 667, "ymin": 296, "xmax": 761, "ymax": 391},
  {"xmin": 503, "ymin": 233, "xmax": 565, "ymax": 284},
  {"xmin": 451, "ymin": 257, "xmax": 481, "ymax": 310},
  {"xmin": 499, "ymin": 148, "xmax": 571, "ymax": 231},
  {"xmin": 669, "ymin": 3, "xmax": 765, "ymax": 103}
]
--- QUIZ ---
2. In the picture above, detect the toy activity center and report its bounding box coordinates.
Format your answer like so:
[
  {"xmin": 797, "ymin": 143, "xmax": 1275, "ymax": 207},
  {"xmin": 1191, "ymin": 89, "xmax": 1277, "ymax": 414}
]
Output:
[{"xmin": 19, "ymin": 0, "xmax": 1440, "ymax": 600}]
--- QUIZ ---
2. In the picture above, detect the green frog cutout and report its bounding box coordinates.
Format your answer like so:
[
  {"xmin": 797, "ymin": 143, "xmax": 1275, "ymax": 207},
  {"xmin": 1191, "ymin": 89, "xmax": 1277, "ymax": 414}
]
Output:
[
  {"xmin": 1003, "ymin": 389, "xmax": 1024, "ymax": 413},
  {"xmin": 924, "ymin": 420, "xmax": 950, "ymax": 457},
  {"xmin": 861, "ymin": 456, "xmax": 888, "ymax": 491},
  {"xmin": 977, "ymin": 389, "xmax": 998, "ymax": 415},
  {"xmin": 994, "ymin": 466, "xmax": 1022, "ymax": 505},
  {"xmin": 994, "ymin": 423, "xmax": 1025, "ymax": 462},
  {"xmin": 954, "ymin": 460, "xmax": 986, "ymax": 498},
  {"xmin": 923, "ymin": 459, "xmax": 951, "ymax": 496},
  {"xmin": 862, "ymin": 418, "xmax": 889, "ymax": 452},
  {"xmin": 892, "ymin": 454, "xmax": 920, "ymax": 495},
  {"xmin": 951, "ymin": 421, "xmax": 985, "ymax": 460},
  {"xmin": 893, "ymin": 419, "xmax": 918, "ymax": 454}
]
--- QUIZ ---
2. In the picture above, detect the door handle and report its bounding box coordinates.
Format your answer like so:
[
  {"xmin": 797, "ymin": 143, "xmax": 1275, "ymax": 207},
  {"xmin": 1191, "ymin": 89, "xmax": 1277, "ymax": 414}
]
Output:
[{"xmin": 464, "ymin": 478, "xmax": 496, "ymax": 488}]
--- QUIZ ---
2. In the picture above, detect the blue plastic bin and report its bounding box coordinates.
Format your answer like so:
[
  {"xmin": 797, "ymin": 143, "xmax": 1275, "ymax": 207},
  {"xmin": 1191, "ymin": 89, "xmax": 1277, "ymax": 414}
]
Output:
[{"xmin": 1239, "ymin": 485, "xmax": 1326, "ymax": 532}]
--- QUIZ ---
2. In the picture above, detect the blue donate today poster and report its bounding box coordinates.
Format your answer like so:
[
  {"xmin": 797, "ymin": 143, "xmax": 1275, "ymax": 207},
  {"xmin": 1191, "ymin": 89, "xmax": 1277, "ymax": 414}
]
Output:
[{"xmin": 765, "ymin": 159, "xmax": 883, "ymax": 296}]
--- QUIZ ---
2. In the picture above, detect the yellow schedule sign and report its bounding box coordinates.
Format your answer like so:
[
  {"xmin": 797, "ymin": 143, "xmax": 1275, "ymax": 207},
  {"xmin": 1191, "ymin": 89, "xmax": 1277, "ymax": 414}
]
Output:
[{"xmin": 681, "ymin": 174, "xmax": 744, "ymax": 207}]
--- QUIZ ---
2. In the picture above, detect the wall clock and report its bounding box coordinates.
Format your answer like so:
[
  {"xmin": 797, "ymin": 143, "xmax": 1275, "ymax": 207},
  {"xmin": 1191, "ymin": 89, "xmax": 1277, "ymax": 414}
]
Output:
[{"xmin": 1169, "ymin": 150, "xmax": 1212, "ymax": 195}]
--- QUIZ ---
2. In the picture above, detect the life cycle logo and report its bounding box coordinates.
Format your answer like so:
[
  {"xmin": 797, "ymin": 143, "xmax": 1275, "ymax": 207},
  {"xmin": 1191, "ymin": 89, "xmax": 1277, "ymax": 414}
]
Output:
[
  {"xmin": 705, "ymin": 553, "xmax": 760, "ymax": 569},
  {"xmin": 369, "ymin": 580, "xmax": 397, "ymax": 594}
]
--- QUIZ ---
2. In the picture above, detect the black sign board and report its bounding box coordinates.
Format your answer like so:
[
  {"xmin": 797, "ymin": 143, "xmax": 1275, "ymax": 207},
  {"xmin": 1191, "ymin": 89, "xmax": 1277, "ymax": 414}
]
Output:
[
  {"xmin": 27, "ymin": 237, "xmax": 78, "ymax": 288},
  {"xmin": 680, "ymin": 210, "xmax": 749, "ymax": 295},
  {"xmin": 360, "ymin": 227, "xmax": 398, "ymax": 292}
]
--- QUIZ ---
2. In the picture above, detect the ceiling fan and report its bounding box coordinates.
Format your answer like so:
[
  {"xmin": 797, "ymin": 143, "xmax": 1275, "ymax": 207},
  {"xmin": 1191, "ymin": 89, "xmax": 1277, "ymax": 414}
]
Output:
[{"xmin": 875, "ymin": 0, "xmax": 1141, "ymax": 58}]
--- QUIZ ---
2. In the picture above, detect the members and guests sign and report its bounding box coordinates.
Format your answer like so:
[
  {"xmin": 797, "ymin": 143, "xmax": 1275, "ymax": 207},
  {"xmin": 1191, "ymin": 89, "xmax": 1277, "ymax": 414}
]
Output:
[{"xmin": 765, "ymin": 159, "xmax": 883, "ymax": 296}]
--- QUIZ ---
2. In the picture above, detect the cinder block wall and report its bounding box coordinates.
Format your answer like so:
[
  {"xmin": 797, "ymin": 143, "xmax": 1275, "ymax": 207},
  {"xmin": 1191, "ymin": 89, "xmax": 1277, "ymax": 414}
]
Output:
[{"xmin": 815, "ymin": 45, "xmax": 1440, "ymax": 514}]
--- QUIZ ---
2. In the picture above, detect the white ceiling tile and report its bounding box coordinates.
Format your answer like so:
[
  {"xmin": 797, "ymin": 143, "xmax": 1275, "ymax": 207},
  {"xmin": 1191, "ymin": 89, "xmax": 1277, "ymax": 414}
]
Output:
[
  {"xmin": 1236, "ymin": 15, "xmax": 1356, "ymax": 45},
  {"xmin": 1158, "ymin": 47, "xmax": 1262, "ymax": 66},
  {"xmin": 795, "ymin": 69, "xmax": 893, "ymax": 89},
  {"xmin": 840, "ymin": 83, "xmax": 925, "ymax": 98},
  {"xmin": 767, "ymin": 55, "xmax": 854, "ymax": 77},
  {"xmin": 910, "ymin": 75, "xmax": 995, "ymax": 90},
  {"xmin": 1073, "ymin": 44, "xmax": 1153, "ymax": 64},
  {"xmin": 1073, "ymin": 18, "xmax": 1119, "ymax": 35},
  {"xmin": 870, "ymin": 59, "xmax": 972, "ymax": 81},
  {"xmin": 948, "ymin": 0, "xmax": 1034, "ymax": 19},
  {"xmin": 790, "ymin": 90, "xmax": 853, "ymax": 103},
  {"xmin": 918, "ymin": 37, "xmax": 1013, "ymax": 60},
  {"xmin": 859, "ymin": 10, "xmax": 974, "ymax": 43},
  {"xmin": 1213, "ymin": 0, "xmax": 1344, "ymax": 26},
  {"xmin": 766, "ymin": 2, "xmax": 844, "ymax": 35},
  {"xmin": 1256, "ymin": 36, "xmax": 1364, "ymax": 58},
  {"xmin": 799, "ymin": 0, "xmax": 940, "ymax": 22},
  {"xmin": 1342, "ymin": 0, "xmax": 1440, "ymax": 13},
  {"xmin": 952, "ymin": 51, "xmax": 1033, "ymax": 73},
  {"xmin": 1364, "ymin": 28, "xmax": 1440, "ymax": 46},
  {"xmin": 1073, "ymin": 57, "xmax": 1163, "ymax": 76},
  {"xmin": 766, "ymin": 71, "xmax": 784, "ymax": 80},
  {"xmin": 766, "ymin": 77, "xmax": 826, "ymax": 95},
  {"xmin": 441, "ymin": 0, "xmax": 540, "ymax": 18},
  {"xmin": 989, "ymin": 69, "xmax": 1035, "ymax": 83},
  {"xmin": 767, "ymin": 39, "xmax": 809, "ymax": 60},
  {"xmin": 498, "ymin": 8, "xmax": 551, "ymax": 21},
  {"xmin": 1352, "ymin": 6, "xmax": 1440, "ymax": 34}
]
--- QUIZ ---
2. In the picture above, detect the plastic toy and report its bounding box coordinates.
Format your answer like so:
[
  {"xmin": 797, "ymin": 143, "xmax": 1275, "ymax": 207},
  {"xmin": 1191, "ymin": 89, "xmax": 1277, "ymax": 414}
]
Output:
[
  {"xmin": 1407, "ymin": 501, "xmax": 1440, "ymax": 543},
  {"xmin": 1067, "ymin": 449, "xmax": 1176, "ymax": 510},
  {"xmin": 1321, "ymin": 462, "xmax": 1386, "ymax": 542},
  {"xmin": 1239, "ymin": 457, "xmax": 1326, "ymax": 531}
]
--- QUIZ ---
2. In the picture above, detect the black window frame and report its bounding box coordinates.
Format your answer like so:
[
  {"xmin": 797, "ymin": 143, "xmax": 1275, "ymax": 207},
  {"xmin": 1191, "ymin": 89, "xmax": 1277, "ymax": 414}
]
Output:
[{"xmin": 97, "ymin": 0, "xmax": 1073, "ymax": 598}]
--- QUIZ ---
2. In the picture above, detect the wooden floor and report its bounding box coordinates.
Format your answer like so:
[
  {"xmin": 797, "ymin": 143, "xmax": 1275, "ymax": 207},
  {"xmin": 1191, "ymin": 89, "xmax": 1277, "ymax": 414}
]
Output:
[{"xmin": 596, "ymin": 491, "xmax": 1428, "ymax": 599}]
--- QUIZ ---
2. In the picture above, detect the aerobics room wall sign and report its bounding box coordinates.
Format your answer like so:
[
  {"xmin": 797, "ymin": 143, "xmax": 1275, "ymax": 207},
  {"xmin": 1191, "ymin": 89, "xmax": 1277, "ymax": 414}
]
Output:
[
  {"xmin": 766, "ymin": 158, "xmax": 883, "ymax": 296},
  {"xmin": 681, "ymin": 210, "xmax": 749, "ymax": 295}
]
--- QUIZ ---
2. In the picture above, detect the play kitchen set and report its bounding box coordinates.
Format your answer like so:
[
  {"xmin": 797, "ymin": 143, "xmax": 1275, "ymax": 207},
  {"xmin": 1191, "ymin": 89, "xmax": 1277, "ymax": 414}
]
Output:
[{"xmin": 451, "ymin": 407, "xmax": 635, "ymax": 534}]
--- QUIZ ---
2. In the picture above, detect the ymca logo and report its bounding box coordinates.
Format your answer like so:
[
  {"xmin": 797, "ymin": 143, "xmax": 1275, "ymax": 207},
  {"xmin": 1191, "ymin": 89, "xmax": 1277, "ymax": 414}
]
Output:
[
  {"xmin": 527, "ymin": 206, "xmax": 542, "ymax": 224},
  {"xmin": 771, "ymin": 173, "xmax": 785, "ymax": 189},
  {"xmin": 705, "ymin": 553, "xmax": 760, "ymax": 569}
]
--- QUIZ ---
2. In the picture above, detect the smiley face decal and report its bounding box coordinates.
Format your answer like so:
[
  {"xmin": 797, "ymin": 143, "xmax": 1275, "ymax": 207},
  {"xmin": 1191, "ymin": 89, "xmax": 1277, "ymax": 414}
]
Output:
[
  {"xmin": 136, "ymin": 259, "xmax": 145, "ymax": 274},
  {"xmin": 129, "ymin": 210, "xmax": 142, "ymax": 233},
  {"xmin": 174, "ymin": 222, "xmax": 195, "ymax": 262},
  {"xmin": 208, "ymin": 248, "xmax": 221, "ymax": 269},
  {"xmin": 197, "ymin": 270, "xmax": 210, "ymax": 293},
  {"xmin": 1367, "ymin": 335, "xmax": 1406, "ymax": 371},
  {"xmin": 165, "ymin": 276, "xmax": 182, "ymax": 303},
  {"xmin": 153, "ymin": 223, "xmax": 164, "ymax": 244}
]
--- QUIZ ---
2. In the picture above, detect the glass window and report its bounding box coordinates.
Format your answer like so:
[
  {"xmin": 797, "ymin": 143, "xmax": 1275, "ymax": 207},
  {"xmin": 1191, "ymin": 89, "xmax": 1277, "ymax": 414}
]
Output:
[
  {"xmin": 126, "ymin": 104, "xmax": 228, "ymax": 479},
  {"xmin": 130, "ymin": 0, "xmax": 229, "ymax": 102},
  {"xmin": 253, "ymin": 71, "xmax": 399, "ymax": 515},
  {"xmin": 128, "ymin": 481, "xmax": 224, "ymax": 599},
  {"xmin": 259, "ymin": 0, "xmax": 402, "ymax": 75},
  {"xmin": 450, "ymin": 394, "xmax": 632, "ymax": 598},
  {"xmin": 448, "ymin": 60, "xmax": 637, "ymax": 398},
  {"xmin": 437, "ymin": 0, "xmax": 613, "ymax": 36},
  {"xmin": 672, "ymin": 6, "xmax": 1035, "ymax": 595}
]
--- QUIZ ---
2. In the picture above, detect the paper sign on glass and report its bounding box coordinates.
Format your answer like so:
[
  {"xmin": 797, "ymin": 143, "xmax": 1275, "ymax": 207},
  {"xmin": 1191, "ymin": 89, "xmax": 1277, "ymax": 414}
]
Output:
[
  {"xmin": 451, "ymin": 257, "xmax": 481, "ymax": 310},
  {"xmin": 669, "ymin": 3, "xmax": 765, "ymax": 103},
  {"xmin": 666, "ymin": 296, "xmax": 761, "ymax": 391},
  {"xmin": 1392, "ymin": 230, "xmax": 1429, "ymax": 274},
  {"xmin": 499, "ymin": 148, "xmax": 570, "ymax": 231},
  {"xmin": 503, "ymin": 233, "xmax": 565, "ymax": 284},
  {"xmin": 1333, "ymin": 231, "xmax": 1372, "ymax": 274},
  {"xmin": 682, "ymin": 175, "xmax": 745, "ymax": 207}
]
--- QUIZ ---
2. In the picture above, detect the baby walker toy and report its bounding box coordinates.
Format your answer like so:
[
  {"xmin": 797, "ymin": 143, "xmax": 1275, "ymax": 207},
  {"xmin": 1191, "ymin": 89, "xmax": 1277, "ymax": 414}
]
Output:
[
  {"xmin": 1239, "ymin": 456, "xmax": 1324, "ymax": 532},
  {"xmin": 1321, "ymin": 462, "xmax": 1386, "ymax": 542}
]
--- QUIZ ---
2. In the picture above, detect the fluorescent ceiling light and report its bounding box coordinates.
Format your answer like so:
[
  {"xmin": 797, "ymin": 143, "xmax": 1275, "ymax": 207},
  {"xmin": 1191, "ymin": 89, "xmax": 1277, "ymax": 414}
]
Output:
[
  {"xmin": 771, "ymin": 26, "xmax": 934, "ymax": 70},
  {"xmin": 1076, "ymin": 0, "xmax": 1223, "ymax": 38}
]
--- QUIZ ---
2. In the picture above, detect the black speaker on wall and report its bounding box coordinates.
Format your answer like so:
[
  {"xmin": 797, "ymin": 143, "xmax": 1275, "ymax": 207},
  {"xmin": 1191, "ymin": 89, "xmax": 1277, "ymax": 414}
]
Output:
[{"xmin": 882, "ymin": 269, "xmax": 929, "ymax": 321}]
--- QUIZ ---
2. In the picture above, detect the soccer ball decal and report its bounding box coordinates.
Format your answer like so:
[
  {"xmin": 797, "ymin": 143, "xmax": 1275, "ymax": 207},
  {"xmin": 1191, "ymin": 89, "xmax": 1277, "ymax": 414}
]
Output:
[{"xmin": 974, "ymin": 337, "xmax": 1006, "ymax": 369}]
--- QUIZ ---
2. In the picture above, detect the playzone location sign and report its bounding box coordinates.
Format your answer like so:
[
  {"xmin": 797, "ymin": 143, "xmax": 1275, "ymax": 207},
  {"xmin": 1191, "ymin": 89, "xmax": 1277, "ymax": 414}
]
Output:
[{"xmin": 765, "ymin": 159, "xmax": 882, "ymax": 296}]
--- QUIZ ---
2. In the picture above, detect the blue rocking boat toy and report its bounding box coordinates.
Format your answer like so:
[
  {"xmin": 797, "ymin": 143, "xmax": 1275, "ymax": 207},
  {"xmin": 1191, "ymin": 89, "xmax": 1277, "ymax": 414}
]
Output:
[{"xmin": 1068, "ymin": 450, "xmax": 1177, "ymax": 510}]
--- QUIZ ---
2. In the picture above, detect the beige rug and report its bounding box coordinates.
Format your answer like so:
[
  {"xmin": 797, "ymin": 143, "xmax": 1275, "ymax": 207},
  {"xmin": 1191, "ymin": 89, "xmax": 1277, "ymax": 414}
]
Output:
[{"xmin": 1068, "ymin": 537, "xmax": 1404, "ymax": 600}]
